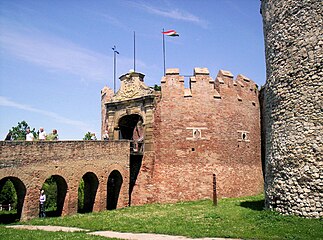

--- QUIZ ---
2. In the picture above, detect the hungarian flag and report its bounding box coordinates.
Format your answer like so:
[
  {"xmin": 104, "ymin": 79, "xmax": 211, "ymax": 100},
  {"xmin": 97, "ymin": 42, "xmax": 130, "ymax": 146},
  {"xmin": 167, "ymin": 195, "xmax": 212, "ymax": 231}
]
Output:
[{"xmin": 162, "ymin": 30, "xmax": 179, "ymax": 37}]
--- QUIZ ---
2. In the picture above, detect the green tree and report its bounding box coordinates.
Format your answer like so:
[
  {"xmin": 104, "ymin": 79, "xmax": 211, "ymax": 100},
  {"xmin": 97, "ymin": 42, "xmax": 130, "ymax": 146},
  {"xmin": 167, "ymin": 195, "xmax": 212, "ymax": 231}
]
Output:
[
  {"xmin": 0, "ymin": 180, "xmax": 17, "ymax": 209},
  {"xmin": 9, "ymin": 121, "xmax": 37, "ymax": 140},
  {"xmin": 78, "ymin": 178, "xmax": 84, "ymax": 211},
  {"xmin": 83, "ymin": 132, "xmax": 92, "ymax": 140},
  {"xmin": 153, "ymin": 84, "xmax": 161, "ymax": 91},
  {"xmin": 42, "ymin": 177, "xmax": 57, "ymax": 211}
]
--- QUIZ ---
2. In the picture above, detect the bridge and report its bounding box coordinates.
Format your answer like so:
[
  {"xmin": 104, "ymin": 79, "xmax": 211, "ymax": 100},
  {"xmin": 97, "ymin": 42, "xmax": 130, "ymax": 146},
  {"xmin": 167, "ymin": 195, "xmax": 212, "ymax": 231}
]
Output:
[{"xmin": 0, "ymin": 140, "xmax": 131, "ymax": 221}]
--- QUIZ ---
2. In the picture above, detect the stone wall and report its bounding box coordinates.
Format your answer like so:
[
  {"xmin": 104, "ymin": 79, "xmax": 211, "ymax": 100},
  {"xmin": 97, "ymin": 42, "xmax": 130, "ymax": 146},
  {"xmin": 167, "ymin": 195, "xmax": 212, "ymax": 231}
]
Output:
[
  {"xmin": 261, "ymin": 0, "xmax": 323, "ymax": 218},
  {"xmin": 131, "ymin": 68, "xmax": 264, "ymax": 205},
  {"xmin": 0, "ymin": 141, "xmax": 130, "ymax": 220}
]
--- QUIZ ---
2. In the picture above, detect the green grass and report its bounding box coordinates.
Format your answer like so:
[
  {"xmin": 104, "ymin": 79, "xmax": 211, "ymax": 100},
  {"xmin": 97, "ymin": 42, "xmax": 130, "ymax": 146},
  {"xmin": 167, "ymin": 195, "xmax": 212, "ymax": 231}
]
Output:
[
  {"xmin": 0, "ymin": 226, "xmax": 118, "ymax": 240},
  {"xmin": 2, "ymin": 194, "xmax": 323, "ymax": 239}
]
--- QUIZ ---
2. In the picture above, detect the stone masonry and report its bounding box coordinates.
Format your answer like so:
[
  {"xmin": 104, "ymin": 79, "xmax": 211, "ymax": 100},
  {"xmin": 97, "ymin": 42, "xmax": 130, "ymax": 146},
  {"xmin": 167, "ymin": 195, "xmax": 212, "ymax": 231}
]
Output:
[
  {"xmin": 261, "ymin": 0, "xmax": 323, "ymax": 218},
  {"xmin": 0, "ymin": 141, "xmax": 130, "ymax": 220}
]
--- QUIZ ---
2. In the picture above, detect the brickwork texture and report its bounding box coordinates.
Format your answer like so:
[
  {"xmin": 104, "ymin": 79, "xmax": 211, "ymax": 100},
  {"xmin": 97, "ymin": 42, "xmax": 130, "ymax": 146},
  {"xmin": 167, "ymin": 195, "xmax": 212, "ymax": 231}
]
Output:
[{"xmin": 0, "ymin": 141, "xmax": 130, "ymax": 220}]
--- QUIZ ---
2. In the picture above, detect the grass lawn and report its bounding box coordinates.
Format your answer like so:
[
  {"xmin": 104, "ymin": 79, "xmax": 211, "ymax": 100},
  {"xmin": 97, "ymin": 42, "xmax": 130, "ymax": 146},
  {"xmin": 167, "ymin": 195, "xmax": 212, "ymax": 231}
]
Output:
[{"xmin": 2, "ymin": 194, "xmax": 323, "ymax": 239}]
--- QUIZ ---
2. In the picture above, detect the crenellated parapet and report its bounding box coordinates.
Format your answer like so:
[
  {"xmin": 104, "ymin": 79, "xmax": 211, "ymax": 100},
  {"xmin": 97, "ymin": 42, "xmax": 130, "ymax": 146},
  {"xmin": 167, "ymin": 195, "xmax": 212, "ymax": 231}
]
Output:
[
  {"xmin": 215, "ymin": 70, "xmax": 259, "ymax": 102},
  {"xmin": 161, "ymin": 68, "xmax": 259, "ymax": 103}
]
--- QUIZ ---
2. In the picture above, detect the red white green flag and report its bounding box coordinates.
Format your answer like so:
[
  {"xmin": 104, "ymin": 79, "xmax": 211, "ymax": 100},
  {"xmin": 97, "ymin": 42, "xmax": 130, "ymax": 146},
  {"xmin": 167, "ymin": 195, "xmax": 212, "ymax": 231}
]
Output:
[{"xmin": 162, "ymin": 30, "xmax": 179, "ymax": 37}]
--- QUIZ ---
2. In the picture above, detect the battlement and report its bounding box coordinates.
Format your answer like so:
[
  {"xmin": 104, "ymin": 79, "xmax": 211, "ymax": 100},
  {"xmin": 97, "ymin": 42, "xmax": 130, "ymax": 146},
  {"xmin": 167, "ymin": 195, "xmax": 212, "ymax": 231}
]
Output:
[{"xmin": 161, "ymin": 68, "xmax": 259, "ymax": 101}]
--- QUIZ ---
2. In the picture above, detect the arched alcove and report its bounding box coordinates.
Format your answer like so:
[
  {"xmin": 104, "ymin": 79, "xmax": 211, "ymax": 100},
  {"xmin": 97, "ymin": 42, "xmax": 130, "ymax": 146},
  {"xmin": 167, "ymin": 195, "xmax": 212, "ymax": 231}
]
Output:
[
  {"xmin": 106, "ymin": 170, "xmax": 123, "ymax": 210},
  {"xmin": 0, "ymin": 176, "xmax": 26, "ymax": 223},
  {"xmin": 118, "ymin": 114, "xmax": 143, "ymax": 140},
  {"xmin": 41, "ymin": 175, "xmax": 67, "ymax": 217},
  {"xmin": 78, "ymin": 172, "xmax": 99, "ymax": 213}
]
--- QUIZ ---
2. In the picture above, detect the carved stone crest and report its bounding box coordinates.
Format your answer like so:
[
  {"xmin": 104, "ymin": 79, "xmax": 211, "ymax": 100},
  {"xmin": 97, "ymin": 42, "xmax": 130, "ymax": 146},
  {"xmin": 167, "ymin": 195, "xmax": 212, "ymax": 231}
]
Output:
[{"xmin": 111, "ymin": 72, "xmax": 153, "ymax": 102}]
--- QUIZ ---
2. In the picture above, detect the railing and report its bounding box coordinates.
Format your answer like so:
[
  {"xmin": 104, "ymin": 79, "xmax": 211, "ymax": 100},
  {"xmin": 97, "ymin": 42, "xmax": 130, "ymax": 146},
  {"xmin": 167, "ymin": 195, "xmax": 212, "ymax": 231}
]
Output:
[{"xmin": 0, "ymin": 204, "xmax": 12, "ymax": 211}]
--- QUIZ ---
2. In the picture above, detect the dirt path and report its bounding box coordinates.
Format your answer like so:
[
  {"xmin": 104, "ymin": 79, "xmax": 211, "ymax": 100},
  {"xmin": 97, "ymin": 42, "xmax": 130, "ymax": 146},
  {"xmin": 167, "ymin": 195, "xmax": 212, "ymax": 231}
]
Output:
[{"xmin": 7, "ymin": 225, "xmax": 240, "ymax": 240}]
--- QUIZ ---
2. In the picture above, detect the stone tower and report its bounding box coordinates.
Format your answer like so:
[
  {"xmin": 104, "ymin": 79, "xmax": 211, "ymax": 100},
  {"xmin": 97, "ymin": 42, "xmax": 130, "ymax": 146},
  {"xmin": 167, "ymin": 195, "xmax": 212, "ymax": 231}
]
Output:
[{"xmin": 261, "ymin": 0, "xmax": 322, "ymax": 217}]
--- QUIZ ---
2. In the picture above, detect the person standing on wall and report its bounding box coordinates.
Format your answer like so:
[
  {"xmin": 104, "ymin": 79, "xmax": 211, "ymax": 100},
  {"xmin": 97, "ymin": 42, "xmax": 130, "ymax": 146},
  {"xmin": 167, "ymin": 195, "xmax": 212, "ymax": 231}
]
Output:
[
  {"xmin": 46, "ymin": 129, "xmax": 59, "ymax": 140},
  {"xmin": 132, "ymin": 120, "xmax": 144, "ymax": 152},
  {"xmin": 103, "ymin": 130, "xmax": 109, "ymax": 141},
  {"xmin": 38, "ymin": 127, "xmax": 47, "ymax": 141},
  {"xmin": 26, "ymin": 128, "xmax": 34, "ymax": 141},
  {"xmin": 39, "ymin": 189, "xmax": 46, "ymax": 218}
]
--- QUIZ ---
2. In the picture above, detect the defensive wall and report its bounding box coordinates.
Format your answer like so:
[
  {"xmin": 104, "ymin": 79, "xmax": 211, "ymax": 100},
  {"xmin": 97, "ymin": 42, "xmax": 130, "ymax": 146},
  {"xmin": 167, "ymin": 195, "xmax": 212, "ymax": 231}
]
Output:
[
  {"xmin": 261, "ymin": 0, "xmax": 322, "ymax": 218},
  {"xmin": 102, "ymin": 68, "xmax": 264, "ymax": 206},
  {"xmin": 0, "ymin": 141, "xmax": 130, "ymax": 221}
]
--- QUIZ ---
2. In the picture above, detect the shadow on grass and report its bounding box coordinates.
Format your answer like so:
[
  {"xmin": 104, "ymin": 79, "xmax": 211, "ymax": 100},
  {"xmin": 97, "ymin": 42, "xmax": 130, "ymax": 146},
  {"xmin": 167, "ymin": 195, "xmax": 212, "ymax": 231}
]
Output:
[
  {"xmin": 240, "ymin": 199, "xmax": 265, "ymax": 211},
  {"xmin": 0, "ymin": 212, "xmax": 19, "ymax": 224}
]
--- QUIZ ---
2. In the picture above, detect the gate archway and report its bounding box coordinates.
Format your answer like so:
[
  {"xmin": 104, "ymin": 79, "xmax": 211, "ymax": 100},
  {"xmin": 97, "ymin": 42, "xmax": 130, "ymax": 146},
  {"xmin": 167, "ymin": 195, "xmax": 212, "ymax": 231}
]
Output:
[{"xmin": 118, "ymin": 114, "xmax": 143, "ymax": 140}]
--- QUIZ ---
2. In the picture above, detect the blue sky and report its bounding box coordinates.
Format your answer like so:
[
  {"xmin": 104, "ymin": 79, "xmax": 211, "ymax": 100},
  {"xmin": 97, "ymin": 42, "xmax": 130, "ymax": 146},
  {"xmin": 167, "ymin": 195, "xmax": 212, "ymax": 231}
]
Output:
[{"xmin": 0, "ymin": 0, "xmax": 265, "ymax": 140}]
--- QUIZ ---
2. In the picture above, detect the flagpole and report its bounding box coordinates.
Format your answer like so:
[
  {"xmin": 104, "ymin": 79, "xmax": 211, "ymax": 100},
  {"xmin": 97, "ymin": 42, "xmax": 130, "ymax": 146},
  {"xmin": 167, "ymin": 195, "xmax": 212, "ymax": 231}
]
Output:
[
  {"xmin": 112, "ymin": 45, "xmax": 119, "ymax": 94},
  {"xmin": 133, "ymin": 31, "xmax": 136, "ymax": 72},
  {"xmin": 162, "ymin": 28, "xmax": 166, "ymax": 76}
]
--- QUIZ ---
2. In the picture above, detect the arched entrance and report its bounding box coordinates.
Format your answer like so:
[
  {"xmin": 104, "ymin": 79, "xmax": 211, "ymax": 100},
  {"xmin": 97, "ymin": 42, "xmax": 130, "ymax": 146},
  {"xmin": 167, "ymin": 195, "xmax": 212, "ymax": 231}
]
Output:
[
  {"xmin": 106, "ymin": 170, "xmax": 123, "ymax": 210},
  {"xmin": 78, "ymin": 172, "xmax": 99, "ymax": 213},
  {"xmin": 0, "ymin": 177, "xmax": 26, "ymax": 223},
  {"xmin": 118, "ymin": 114, "xmax": 143, "ymax": 140},
  {"xmin": 41, "ymin": 175, "xmax": 67, "ymax": 217}
]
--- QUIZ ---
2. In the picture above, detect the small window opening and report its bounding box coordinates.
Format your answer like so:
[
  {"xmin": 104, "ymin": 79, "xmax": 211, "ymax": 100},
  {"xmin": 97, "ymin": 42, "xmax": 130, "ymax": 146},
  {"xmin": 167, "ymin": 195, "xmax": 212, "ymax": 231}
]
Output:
[
  {"xmin": 192, "ymin": 148, "xmax": 195, "ymax": 152},
  {"xmin": 242, "ymin": 133, "xmax": 246, "ymax": 140}
]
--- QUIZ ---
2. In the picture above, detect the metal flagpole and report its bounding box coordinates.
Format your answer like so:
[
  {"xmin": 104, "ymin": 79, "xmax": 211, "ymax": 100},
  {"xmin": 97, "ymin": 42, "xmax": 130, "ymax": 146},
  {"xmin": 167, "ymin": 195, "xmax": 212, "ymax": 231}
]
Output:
[
  {"xmin": 133, "ymin": 31, "xmax": 136, "ymax": 72},
  {"xmin": 112, "ymin": 45, "xmax": 119, "ymax": 94},
  {"xmin": 162, "ymin": 28, "xmax": 166, "ymax": 76}
]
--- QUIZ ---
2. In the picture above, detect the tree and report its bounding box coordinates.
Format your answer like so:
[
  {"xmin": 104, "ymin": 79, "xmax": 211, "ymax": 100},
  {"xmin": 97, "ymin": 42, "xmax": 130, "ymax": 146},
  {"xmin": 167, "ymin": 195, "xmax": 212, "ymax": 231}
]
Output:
[
  {"xmin": 0, "ymin": 180, "xmax": 17, "ymax": 209},
  {"xmin": 41, "ymin": 177, "xmax": 58, "ymax": 211},
  {"xmin": 78, "ymin": 178, "xmax": 84, "ymax": 212},
  {"xmin": 83, "ymin": 132, "xmax": 92, "ymax": 140},
  {"xmin": 153, "ymin": 84, "xmax": 161, "ymax": 91},
  {"xmin": 9, "ymin": 121, "xmax": 37, "ymax": 140}
]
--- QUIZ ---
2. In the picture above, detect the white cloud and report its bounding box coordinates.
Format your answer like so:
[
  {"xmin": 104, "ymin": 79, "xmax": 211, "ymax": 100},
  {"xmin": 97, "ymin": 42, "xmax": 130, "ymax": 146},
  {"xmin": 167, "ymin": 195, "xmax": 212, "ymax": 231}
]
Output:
[
  {"xmin": 129, "ymin": 1, "xmax": 208, "ymax": 28},
  {"xmin": 0, "ymin": 25, "xmax": 110, "ymax": 82},
  {"xmin": 0, "ymin": 96, "xmax": 92, "ymax": 132}
]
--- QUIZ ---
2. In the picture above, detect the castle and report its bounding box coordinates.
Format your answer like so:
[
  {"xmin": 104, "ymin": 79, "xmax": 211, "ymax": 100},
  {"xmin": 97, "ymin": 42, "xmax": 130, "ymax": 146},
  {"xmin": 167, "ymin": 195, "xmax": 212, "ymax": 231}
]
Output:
[
  {"xmin": 101, "ymin": 68, "xmax": 263, "ymax": 205},
  {"xmin": 0, "ymin": 0, "xmax": 321, "ymax": 221}
]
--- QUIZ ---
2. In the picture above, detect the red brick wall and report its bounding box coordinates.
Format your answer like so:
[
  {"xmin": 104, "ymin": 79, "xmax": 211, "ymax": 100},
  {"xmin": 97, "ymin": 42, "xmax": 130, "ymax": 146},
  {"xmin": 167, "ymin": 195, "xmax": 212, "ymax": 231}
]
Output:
[
  {"xmin": 132, "ymin": 68, "xmax": 263, "ymax": 205},
  {"xmin": 0, "ymin": 141, "xmax": 130, "ymax": 220}
]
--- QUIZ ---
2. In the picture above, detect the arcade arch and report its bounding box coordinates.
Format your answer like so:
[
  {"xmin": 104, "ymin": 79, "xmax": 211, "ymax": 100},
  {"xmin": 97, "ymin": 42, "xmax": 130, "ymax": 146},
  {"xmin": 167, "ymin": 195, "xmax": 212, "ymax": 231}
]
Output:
[
  {"xmin": 107, "ymin": 170, "xmax": 123, "ymax": 210},
  {"xmin": 78, "ymin": 172, "xmax": 99, "ymax": 213},
  {"xmin": 41, "ymin": 175, "xmax": 67, "ymax": 217},
  {"xmin": 0, "ymin": 176, "xmax": 26, "ymax": 223}
]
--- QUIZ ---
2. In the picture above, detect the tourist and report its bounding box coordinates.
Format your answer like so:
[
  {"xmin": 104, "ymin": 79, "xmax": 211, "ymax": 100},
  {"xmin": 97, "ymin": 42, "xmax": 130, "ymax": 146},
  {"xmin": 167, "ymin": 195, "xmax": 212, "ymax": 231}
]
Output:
[
  {"xmin": 132, "ymin": 120, "xmax": 144, "ymax": 152},
  {"xmin": 4, "ymin": 132, "xmax": 12, "ymax": 141},
  {"xmin": 26, "ymin": 128, "xmax": 34, "ymax": 141},
  {"xmin": 91, "ymin": 133, "xmax": 97, "ymax": 140},
  {"xmin": 102, "ymin": 130, "xmax": 109, "ymax": 141},
  {"xmin": 46, "ymin": 129, "xmax": 59, "ymax": 140},
  {"xmin": 38, "ymin": 127, "xmax": 47, "ymax": 141},
  {"xmin": 39, "ymin": 189, "xmax": 46, "ymax": 218}
]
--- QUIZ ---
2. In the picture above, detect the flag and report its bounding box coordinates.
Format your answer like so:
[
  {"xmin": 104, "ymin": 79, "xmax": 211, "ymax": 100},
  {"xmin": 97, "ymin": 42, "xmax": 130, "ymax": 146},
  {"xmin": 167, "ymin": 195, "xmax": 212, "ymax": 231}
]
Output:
[{"xmin": 162, "ymin": 30, "xmax": 179, "ymax": 37}]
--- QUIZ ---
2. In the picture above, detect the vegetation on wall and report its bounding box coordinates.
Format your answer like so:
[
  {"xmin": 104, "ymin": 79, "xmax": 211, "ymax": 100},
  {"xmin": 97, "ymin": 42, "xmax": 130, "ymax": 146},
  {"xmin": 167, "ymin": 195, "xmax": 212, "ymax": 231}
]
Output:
[{"xmin": 7, "ymin": 121, "xmax": 37, "ymax": 140}]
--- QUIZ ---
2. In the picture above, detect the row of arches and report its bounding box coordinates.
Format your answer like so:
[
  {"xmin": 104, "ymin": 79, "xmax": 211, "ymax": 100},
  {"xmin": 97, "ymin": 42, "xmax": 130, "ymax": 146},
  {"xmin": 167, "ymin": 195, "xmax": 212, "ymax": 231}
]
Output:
[{"xmin": 0, "ymin": 170, "xmax": 123, "ymax": 223}]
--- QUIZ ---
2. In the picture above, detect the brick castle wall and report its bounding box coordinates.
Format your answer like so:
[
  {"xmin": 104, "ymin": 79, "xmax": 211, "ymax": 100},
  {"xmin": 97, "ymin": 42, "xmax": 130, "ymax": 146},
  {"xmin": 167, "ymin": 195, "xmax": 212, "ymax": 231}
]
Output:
[
  {"xmin": 131, "ymin": 68, "xmax": 264, "ymax": 205},
  {"xmin": 261, "ymin": 0, "xmax": 323, "ymax": 218},
  {"xmin": 0, "ymin": 141, "xmax": 130, "ymax": 220}
]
